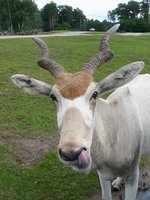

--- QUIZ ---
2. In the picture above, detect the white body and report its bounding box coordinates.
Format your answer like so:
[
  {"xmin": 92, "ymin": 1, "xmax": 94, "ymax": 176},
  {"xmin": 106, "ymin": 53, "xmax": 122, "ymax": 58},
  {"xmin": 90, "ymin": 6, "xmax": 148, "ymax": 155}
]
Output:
[{"xmin": 90, "ymin": 74, "xmax": 150, "ymax": 199}]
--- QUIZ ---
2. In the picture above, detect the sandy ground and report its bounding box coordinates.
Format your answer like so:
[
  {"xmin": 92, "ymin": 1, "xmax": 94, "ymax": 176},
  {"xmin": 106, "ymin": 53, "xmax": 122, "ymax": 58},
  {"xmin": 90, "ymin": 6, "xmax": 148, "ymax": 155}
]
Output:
[
  {"xmin": 0, "ymin": 31, "xmax": 89, "ymax": 39},
  {"xmin": 0, "ymin": 31, "xmax": 150, "ymax": 40},
  {"xmin": 117, "ymin": 32, "xmax": 150, "ymax": 36},
  {"xmin": 0, "ymin": 131, "xmax": 150, "ymax": 200}
]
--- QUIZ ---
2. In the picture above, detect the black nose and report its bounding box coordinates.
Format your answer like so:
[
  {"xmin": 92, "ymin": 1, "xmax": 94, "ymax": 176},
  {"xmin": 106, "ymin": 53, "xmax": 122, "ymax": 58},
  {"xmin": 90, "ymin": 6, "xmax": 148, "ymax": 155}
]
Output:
[{"xmin": 59, "ymin": 148, "xmax": 85, "ymax": 162}]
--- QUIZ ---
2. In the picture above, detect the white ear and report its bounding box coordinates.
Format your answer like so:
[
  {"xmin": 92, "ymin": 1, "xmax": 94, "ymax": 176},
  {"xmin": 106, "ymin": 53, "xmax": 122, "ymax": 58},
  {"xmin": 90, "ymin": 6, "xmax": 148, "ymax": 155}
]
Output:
[
  {"xmin": 97, "ymin": 61, "xmax": 144, "ymax": 95},
  {"xmin": 11, "ymin": 74, "xmax": 52, "ymax": 96}
]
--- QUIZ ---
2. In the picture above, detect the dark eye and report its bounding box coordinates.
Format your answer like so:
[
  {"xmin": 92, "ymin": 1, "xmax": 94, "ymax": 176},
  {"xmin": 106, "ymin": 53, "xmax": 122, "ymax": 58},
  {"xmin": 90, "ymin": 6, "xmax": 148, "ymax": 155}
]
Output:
[
  {"xmin": 50, "ymin": 93, "xmax": 58, "ymax": 102},
  {"xmin": 90, "ymin": 91, "xmax": 98, "ymax": 100}
]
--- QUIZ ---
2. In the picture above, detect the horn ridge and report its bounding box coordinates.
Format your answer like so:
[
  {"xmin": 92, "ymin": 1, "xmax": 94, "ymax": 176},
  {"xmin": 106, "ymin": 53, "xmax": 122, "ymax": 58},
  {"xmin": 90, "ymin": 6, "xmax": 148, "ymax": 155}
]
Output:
[
  {"xmin": 32, "ymin": 37, "xmax": 66, "ymax": 78},
  {"xmin": 32, "ymin": 37, "xmax": 49, "ymax": 58},
  {"xmin": 82, "ymin": 24, "xmax": 120, "ymax": 75},
  {"xmin": 38, "ymin": 58, "xmax": 66, "ymax": 78}
]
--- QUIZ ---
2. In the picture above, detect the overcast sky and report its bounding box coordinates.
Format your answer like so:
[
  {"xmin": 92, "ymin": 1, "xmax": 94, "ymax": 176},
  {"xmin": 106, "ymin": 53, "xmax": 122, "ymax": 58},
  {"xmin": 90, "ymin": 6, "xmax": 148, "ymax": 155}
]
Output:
[{"xmin": 35, "ymin": 0, "xmax": 142, "ymax": 21}]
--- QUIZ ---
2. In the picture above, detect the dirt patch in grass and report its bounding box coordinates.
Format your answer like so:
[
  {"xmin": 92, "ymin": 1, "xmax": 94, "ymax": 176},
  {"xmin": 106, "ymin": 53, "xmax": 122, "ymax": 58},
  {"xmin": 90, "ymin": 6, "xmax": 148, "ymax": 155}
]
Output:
[
  {"xmin": 0, "ymin": 130, "xmax": 59, "ymax": 166},
  {"xmin": 15, "ymin": 135, "xmax": 59, "ymax": 166},
  {"xmin": 0, "ymin": 131, "xmax": 150, "ymax": 199}
]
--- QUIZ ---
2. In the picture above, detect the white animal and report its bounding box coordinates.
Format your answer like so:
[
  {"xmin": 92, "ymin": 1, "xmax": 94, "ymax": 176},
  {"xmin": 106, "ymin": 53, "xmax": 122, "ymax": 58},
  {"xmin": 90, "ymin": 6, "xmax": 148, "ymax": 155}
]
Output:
[{"xmin": 11, "ymin": 24, "xmax": 150, "ymax": 200}]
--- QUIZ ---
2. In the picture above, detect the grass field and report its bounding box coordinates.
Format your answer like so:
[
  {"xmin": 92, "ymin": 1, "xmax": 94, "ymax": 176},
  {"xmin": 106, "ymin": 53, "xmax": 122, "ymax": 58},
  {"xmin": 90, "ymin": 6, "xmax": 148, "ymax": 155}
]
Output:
[{"xmin": 0, "ymin": 33, "xmax": 150, "ymax": 200}]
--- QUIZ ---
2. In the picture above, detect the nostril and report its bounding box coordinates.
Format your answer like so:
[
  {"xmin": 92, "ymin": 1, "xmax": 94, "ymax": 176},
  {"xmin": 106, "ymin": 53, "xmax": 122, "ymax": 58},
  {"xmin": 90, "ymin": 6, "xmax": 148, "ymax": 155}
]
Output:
[
  {"xmin": 59, "ymin": 149, "xmax": 75, "ymax": 161},
  {"xmin": 59, "ymin": 147, "xmax": 86, "ymax": 162}
]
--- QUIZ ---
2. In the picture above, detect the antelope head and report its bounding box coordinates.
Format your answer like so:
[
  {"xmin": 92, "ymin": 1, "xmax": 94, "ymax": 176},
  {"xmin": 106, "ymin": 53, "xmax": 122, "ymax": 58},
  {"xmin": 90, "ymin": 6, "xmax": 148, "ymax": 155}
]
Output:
[{"xmin": 11, "ymin": 24, "xmax": 144, "ymax": 172}]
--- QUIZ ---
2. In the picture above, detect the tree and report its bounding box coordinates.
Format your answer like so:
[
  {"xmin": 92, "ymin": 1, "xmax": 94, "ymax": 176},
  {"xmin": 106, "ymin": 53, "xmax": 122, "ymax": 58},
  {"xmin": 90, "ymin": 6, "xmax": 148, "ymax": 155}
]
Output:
[
  {"xmin": 0, "ymin": 0, "xmax": 41, "ymax": 32},
  {"xmin": 127, "ymin": 0, "xmax": 140, "ymax": 19},
  {"xmin": 6, "ymin": 0, "xmax": 13, "ymax": 33},
  {"xmin": 108, "ymin": 0, "xmax": 149, "ymax": 32},
  {"xmin": 108, "ymin": 10, "xmax": 116, "ymax": 22},
  {"xmin": 73, "ymin": 8, "xmax": 86, "ymax": 30},
  {"xmin": 41, "ymin": 3, "xmax": 87, "ymax": 31},
  {"xmin": 58, "ymin": 5, "xmax": 73, "ymax": 25},
  {"xmin": 115, "ymin": 3, "xmax": 129, "ymax": 21},
  {"xmin": 108, "ymin": 1, "xmax": 140, "ymax": 22},
  {"xmin": 13, "ymin": 0, "xmax": 39, "ymax": 31},
  {"xmin": 86, "ymin": 19, "xmax": 112, "ymax": 31},
  {"xmin": 0, "ymin": 0, "xmax": 19, "ymax": 33},
  {"xmin": 86, "ymin": 19, "xmax": 101, "ymax": 31},
  {"xmin": 140, "ymin": 0, "xmax": 150, "ymax": 20},
  {"xmin": 41, "ymin": 1, "xmax": 58, "ymax": 31}
]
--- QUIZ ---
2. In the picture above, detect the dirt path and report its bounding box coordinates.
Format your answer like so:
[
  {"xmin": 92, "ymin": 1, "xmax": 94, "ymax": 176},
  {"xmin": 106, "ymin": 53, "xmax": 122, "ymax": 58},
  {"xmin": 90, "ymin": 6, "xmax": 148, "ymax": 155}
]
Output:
[
  {"xmin": 0, "ymin": 31, "xmax": 89, "ymax": 39},
  {"xmin": 0, "ymin": 131, "xmax": 150, "ymax": 199},
  {"xmin": 1, "ymin": 32, "xmax": 150, "ymax": 40}
]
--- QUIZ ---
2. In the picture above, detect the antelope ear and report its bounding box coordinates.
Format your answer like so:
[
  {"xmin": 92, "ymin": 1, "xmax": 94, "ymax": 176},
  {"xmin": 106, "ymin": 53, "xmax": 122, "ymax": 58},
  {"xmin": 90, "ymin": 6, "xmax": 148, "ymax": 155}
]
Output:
[
  {"xmin": 11, "ymin": 74, "xmax": 52, "ymax": 96},
  {"xmin": 97, "ymin": 61, "xmax": 144, "ymax": 95}
]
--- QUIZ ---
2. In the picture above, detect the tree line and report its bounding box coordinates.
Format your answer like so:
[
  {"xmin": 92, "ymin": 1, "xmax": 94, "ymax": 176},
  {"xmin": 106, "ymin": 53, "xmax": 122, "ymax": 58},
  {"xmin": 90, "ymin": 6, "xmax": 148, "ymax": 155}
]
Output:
[
  {"xmin": 108, "ymin": 0, "xmax": 150, "ymax": 32},
  {"xmin": 0, "ymin": 0, "xmax": 150, "ymax": 33},
  {"xmin": 41, "ymin": 2, "xmax": 86, "ymax": 31},
  {"xmin": 0, "ymin": 0, "xmax": 42, "ymax": 33},
  {"xmin": 40, "ymin": 2, "xmax": 113, "ymax": 32},
  {"xmin": 0, "ymin": 0, "xmax": 112, "ymax": 33}
]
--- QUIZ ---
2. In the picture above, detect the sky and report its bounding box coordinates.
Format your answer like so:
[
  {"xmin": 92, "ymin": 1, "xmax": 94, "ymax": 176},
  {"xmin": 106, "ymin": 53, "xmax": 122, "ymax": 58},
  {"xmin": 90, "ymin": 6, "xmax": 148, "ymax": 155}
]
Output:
[{"xmin": 35, "ymin": 0, "xmax": 142, "ymax": 21}]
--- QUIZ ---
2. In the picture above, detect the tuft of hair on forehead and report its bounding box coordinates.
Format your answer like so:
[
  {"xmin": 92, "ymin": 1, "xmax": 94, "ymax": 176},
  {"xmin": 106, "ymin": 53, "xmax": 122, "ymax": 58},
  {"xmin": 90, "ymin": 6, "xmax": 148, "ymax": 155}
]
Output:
[{"xmin": 55, "ymin": 71, "xmax": 93, "ymax": 99}]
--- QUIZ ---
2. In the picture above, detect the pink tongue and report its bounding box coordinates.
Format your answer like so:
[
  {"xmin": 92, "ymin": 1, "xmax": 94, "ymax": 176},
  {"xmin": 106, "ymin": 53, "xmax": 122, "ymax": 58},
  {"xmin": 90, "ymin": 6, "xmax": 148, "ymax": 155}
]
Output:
[{"xmin": 78, "ymin": 150, "xmax": 90, "ymax": 165}]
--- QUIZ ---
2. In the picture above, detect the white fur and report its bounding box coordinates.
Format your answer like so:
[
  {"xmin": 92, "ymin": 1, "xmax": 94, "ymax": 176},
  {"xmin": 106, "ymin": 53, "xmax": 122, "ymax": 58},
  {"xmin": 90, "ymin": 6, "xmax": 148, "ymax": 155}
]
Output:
[
  {"xmin": 57, "ymin": 96, "xmax": 93, "ymax": 127},
  {"xmin": 11, "ymin": 74, "xmax": 51, "ymax": 96},
  {"xmin": 53, "ymin": 82, "xmax": 96, "ymax": 128}
]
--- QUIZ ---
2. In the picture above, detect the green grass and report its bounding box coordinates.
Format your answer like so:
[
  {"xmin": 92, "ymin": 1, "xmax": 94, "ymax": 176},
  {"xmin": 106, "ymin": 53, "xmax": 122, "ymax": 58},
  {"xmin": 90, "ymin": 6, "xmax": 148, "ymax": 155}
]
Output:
[
  {"xmin": 0, "ymin": 33, "xmax": 150, "ymax": 199},
  {"xmin": 0, "ymin": 153, "xmax": 99, "ymax": 200},
  {"xmin": 1, "ymin": 35, "xmax": 150, "ymax": 133}
]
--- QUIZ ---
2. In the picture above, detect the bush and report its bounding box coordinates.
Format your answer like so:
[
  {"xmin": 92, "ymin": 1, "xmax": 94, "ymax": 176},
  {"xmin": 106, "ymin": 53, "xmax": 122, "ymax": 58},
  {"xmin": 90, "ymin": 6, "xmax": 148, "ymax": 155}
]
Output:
[{"xmin": 120, "ymin": 18, "xmax": 149, "ymax": 32}]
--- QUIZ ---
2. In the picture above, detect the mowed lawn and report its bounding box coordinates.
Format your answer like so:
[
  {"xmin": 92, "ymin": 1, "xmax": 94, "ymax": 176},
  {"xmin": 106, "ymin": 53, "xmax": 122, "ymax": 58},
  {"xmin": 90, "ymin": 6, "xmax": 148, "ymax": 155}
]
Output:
[{"xmin": 0, "ymin": 33, "xmax": 150, "ymax": 200}]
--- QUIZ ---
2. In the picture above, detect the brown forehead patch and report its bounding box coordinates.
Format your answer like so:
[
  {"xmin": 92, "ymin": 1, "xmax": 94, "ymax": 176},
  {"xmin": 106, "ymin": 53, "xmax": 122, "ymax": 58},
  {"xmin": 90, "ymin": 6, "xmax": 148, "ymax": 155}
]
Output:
[{"xmin": 55, "ymin": 72, "xmax": 93, "ymax": 99}]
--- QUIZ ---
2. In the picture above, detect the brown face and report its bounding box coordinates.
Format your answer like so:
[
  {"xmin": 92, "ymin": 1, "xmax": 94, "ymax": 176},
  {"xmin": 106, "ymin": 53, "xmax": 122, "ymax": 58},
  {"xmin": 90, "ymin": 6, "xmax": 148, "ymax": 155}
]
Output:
[{"xmin": 55, "ymin": 71, "xmax": 93, "ymax": 100}]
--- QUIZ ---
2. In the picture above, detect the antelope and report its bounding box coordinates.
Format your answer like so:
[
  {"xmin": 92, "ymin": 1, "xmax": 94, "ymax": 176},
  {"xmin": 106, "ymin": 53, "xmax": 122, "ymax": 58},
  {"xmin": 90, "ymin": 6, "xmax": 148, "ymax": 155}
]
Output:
[{"xmin": 11, "ymin": 24, "xmax": 150, "ymax": 200}]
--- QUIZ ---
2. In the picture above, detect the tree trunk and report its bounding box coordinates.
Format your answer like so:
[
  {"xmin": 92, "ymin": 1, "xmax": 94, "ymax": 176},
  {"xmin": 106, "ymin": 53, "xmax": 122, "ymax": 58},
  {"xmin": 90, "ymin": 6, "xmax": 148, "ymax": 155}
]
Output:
[
  {"xmin": 49, "ymin": 14, "xmax": 52, "ymax": 30},
  {"xmin": 52, "ymin": 15, "xmax": 54, "ymax": 30},
  {"xmin": 6, "ymin": 0, "xmax": 13, "ymax": 33}
]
